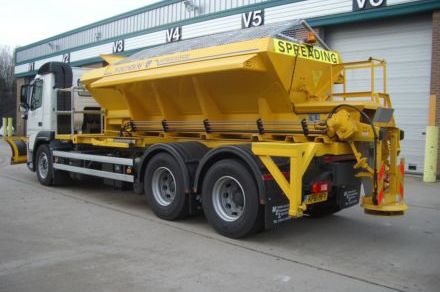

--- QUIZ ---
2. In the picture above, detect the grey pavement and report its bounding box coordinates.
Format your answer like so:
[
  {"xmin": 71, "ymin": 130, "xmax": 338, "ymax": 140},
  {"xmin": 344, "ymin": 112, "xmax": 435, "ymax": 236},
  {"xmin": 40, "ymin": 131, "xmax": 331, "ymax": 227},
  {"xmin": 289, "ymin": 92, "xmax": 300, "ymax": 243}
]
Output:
[{"xmin": 0, "ymin": 140, "xmax": 439, "ymax": 292}]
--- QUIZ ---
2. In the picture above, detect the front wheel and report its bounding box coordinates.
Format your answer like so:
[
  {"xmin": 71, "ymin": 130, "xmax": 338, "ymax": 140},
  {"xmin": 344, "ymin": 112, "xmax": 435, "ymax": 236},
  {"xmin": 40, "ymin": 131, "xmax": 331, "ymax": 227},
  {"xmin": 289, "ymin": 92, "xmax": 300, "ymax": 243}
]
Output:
[
  {"xmin": 36, "ymin": 144, "xmax": 53, "ymax": 186},
  {"xmin": 202, "ymin": 159, "xmax": 263, "ymax": 238},
  {"xmin": 35, "ymin": 144, "xmax": 71, "ymax": 186}
]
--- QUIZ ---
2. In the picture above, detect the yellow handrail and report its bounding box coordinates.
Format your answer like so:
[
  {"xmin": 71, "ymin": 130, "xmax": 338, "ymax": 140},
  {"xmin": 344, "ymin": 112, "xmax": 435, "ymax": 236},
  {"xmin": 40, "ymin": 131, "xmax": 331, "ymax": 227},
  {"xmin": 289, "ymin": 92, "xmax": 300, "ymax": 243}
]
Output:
[{"xmin": 332, "ymin": 58, "xmax": 388, "ymax": 107}]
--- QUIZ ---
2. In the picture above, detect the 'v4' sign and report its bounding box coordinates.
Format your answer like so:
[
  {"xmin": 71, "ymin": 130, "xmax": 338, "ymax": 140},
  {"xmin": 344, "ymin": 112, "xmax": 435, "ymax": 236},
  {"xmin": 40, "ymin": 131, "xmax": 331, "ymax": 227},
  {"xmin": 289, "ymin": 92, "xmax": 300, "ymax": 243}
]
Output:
[
  {"xmin": 166, "ymin": 27, "xmax": 182, "ymax": 43},
  {"xmin": 353, "ymin": 0, "xmax": 386, "ymax": 11}
]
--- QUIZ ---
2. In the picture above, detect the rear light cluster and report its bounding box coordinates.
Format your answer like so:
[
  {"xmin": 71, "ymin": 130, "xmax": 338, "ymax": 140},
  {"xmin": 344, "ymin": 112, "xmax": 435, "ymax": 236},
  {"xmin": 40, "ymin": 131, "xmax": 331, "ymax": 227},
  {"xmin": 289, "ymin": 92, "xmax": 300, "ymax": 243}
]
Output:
[
  {"xmin": 262, "ymin": 174, "xmax": 331, "ymax": 194},
  {"xmin": 311, "ymin": 181, "xmax": 330, "ymax": 193}
]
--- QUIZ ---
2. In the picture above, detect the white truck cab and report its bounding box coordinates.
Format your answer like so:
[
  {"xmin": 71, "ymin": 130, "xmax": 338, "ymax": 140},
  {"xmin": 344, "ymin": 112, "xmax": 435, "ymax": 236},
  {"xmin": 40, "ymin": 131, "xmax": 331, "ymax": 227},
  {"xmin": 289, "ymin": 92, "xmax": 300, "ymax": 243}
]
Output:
[{"xmin": 19, "ymin": 62, "xmax": 100, "ymax": 170}]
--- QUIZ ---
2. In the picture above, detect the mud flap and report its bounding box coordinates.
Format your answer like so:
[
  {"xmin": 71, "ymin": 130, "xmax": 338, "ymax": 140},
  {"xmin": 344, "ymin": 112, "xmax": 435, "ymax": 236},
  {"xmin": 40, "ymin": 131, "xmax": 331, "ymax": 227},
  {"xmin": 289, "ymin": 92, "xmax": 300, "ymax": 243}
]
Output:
[
  {"xmin": 264, "ymin": 180, "xmax": 292, "ymax": 229},
  {"xmin": 4, "ymin": 137, "xmax": 27, "ymax": 165}
]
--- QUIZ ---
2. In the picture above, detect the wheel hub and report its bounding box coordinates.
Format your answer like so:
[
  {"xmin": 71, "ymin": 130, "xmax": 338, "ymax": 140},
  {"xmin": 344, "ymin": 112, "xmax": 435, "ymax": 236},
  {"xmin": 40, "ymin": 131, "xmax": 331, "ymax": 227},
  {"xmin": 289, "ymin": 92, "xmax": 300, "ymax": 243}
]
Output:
[
  {"xmin": 38, "ymin": 152, "xmax": 49, "ymax": 179},
  {"xmin": 152, "ymin": 167, "xmax": 176, "ymax": 206},
  {"xmin": 212, "ymin": 176, "xmax": 246, "ymax": 222}
]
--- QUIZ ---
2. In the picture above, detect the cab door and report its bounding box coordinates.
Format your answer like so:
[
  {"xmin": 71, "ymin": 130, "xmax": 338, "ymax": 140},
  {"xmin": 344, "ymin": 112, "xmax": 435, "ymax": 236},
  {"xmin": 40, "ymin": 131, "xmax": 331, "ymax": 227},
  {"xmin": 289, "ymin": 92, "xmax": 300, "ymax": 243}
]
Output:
[{"xmin": 27, "ymin": 79, "xmax": 44, "ymax": 150}]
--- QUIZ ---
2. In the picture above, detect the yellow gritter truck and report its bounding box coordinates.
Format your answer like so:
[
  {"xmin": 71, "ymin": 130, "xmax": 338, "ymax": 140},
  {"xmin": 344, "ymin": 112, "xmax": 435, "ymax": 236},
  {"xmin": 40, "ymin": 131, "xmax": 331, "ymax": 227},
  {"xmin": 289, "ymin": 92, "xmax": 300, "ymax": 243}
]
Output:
[{"xmin": 5, "ymin": 20, "xmax": 407, "ymax": 238}]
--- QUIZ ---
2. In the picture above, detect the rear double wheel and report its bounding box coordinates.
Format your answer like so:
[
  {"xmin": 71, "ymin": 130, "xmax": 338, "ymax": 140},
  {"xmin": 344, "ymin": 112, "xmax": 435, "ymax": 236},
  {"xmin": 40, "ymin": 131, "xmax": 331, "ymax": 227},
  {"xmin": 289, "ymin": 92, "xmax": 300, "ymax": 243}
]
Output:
[
  {"xmin": 202, "ymin": 159, "xmax": 263, "ymax": 238},
  {"xmin": 144, "ymin": 153, "xmax": 189, "ymax": 220}
]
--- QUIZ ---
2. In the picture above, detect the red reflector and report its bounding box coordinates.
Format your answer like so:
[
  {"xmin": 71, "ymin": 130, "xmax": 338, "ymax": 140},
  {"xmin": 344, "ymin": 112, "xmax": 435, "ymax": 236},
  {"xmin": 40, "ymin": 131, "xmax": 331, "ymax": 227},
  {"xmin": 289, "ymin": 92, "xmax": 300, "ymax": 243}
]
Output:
[
  {"xmin": 312, "ymin": 183, "xmax": 320, "ymax": 193},
  {"xmin": 378, "ymin": 164, "xmax": 385, "ymax": 181},
  {"xmin": 323, "ymin": 154, "xmax": 356, "ymax": 163},
  {"xmin": 377, "ymin": 189, "xmax": 384, "ymax": 205},
  {"xmin": 262, "ymin": 171, "xmax": 289, "ymax": 181},
  {"xmin": 399, "ymin": 159, "xmax": 405, "ymax": 198},
  {"xmin": 262, "ymin": 173, "xmax": 273, "ymax": 181},
  {"xmin": 311, "ymin": 182, "xmax": 329, "ymax": 193}
]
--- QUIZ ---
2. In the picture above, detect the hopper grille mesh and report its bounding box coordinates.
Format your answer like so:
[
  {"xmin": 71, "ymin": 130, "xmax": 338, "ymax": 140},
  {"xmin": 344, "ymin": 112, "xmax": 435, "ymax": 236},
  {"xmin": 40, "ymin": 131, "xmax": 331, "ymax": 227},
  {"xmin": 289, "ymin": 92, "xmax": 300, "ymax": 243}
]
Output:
[{"xmin": 117, "ymin": 20, "xmax": 304, "ymax": 64}]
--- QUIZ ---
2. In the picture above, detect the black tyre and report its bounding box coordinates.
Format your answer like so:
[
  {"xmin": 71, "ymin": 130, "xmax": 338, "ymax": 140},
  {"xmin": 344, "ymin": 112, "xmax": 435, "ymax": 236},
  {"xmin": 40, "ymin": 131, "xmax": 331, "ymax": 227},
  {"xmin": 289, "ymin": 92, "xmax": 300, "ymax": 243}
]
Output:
[
  {"xmin": 144, "ymin": 153, "xmax": 189, "ymax": 220},
  {"xmin": 202, "ymin": 159, "xmax": 264, "ymax": 238},
  {"xmin": 36, "ymin": 144, "xmax": 71, "ymax": 186},
  {"xmin": 36, "ymin": 144, "xmax": 54, "ymax": 186}
]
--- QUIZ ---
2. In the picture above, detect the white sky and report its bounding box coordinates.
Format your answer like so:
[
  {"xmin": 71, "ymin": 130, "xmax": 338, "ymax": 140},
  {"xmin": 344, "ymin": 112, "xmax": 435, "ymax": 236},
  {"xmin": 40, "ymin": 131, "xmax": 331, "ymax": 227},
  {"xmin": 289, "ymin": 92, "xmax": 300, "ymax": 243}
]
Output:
[{"xmin": 0, "ymin": 0, "xmax": 162, "ymax": 48}]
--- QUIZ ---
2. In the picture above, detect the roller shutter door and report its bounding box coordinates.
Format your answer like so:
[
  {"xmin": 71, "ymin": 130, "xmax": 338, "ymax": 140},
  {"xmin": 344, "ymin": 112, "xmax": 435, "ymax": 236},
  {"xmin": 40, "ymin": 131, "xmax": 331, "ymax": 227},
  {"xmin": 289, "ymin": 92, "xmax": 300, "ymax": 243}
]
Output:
[{"xmin": 326, "ymin": 15, "xmax": 432, "ymax": 173}]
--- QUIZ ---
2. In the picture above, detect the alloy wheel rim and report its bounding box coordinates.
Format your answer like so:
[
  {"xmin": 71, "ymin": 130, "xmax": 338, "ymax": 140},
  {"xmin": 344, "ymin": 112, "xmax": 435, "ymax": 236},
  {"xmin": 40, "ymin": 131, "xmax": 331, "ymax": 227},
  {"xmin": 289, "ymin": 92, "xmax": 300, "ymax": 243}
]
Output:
[
  {"xmin": 152, "ymin": 167, "xmax": 177, "ymax": 206},
  {"xmin": 38, "ymin": 152, "xmax": 49, "ymax": 179},
  {"xmin": 212, "ymin": 176, "xmax": 246, "ymax": 222}
]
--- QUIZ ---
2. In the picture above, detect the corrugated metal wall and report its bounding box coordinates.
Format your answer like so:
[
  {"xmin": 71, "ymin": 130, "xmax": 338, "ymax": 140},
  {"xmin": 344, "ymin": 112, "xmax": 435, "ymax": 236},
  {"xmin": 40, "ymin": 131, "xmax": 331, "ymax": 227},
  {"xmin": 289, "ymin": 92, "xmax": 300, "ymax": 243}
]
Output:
[
  {"xmin": 16, "ymin": 0, "xmax": 268, "ymax": 64},
  {"xmin": 14, "ymin": 0, "xmax": 426, "ymax": 75},
  {"xmin": 326, "ymin": 15, "xmax": 433, "ymax": 173}
]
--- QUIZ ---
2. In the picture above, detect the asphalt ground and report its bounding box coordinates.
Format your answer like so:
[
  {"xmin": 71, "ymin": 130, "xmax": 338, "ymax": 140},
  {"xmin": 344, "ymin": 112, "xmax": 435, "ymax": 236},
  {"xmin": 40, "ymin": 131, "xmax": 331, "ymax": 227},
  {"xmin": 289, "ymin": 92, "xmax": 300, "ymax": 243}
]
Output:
[{"xmin": 0, "ymin": 140, "xmax": 439, "ymax": 292}]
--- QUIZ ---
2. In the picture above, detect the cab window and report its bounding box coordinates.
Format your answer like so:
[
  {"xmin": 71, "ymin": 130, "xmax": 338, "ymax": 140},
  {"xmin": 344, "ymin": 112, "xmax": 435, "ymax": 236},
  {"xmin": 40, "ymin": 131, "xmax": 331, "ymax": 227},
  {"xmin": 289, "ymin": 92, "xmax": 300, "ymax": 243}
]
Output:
[{"xmin": 30, "ymin": 79, "xmax": 43, "ymax": 110}]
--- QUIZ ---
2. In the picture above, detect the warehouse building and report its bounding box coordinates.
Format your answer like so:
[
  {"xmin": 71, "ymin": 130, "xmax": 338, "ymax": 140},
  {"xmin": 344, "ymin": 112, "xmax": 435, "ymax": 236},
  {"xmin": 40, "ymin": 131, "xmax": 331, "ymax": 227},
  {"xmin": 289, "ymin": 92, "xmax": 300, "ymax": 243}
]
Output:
[{"xmin": 14, "ymin": 0, "xmax": 440, "ymax": 174}]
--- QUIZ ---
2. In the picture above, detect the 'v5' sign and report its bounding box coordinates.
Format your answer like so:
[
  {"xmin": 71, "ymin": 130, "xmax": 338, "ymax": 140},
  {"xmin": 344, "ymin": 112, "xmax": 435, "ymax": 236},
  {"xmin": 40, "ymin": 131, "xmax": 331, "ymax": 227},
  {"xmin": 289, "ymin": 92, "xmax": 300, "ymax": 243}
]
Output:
[
  {"xmin": 353, "ymin": 0, "xmax": 386, "ymax": 11},
  {"xmin": 242, "ymin": 10, "xmax": 264, "ymax": 29}
]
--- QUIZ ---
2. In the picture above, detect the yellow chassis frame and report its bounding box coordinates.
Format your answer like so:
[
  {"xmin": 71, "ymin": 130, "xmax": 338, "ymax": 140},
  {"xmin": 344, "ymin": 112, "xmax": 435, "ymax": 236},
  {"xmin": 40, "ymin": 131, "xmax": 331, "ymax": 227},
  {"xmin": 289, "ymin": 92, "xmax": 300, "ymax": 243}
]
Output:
[{"xmin": 252, "ymin": 142, "xmax": 318, "ymax": 217}]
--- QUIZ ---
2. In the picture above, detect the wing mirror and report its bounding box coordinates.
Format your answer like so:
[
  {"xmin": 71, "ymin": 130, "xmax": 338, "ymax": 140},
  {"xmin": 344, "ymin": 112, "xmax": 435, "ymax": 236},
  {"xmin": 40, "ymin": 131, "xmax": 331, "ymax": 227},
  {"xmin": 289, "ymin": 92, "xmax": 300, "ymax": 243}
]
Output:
[{"xmin": 19, "ymin": 84, "xmax": 30, "ymax": 113}]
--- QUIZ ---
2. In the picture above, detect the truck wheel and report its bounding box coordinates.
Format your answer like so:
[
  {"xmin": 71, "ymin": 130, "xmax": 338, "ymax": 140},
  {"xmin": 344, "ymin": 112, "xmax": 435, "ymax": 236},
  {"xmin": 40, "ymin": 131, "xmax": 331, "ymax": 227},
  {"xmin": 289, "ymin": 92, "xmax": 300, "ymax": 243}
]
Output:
[
  {"xmin": 144, "ymin": 153, "xmax": 189, "ymax": 220},
  {"xmin": 36, "ymin": 144, "xmax": 71, "ymax": 186},
  {"xmin": 36, "ymin": 144, "xmax": 54, "ymax": 186},
  {"xmin": 202, "ymin": 159, "xmax": 263, "ymax": 238}
]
